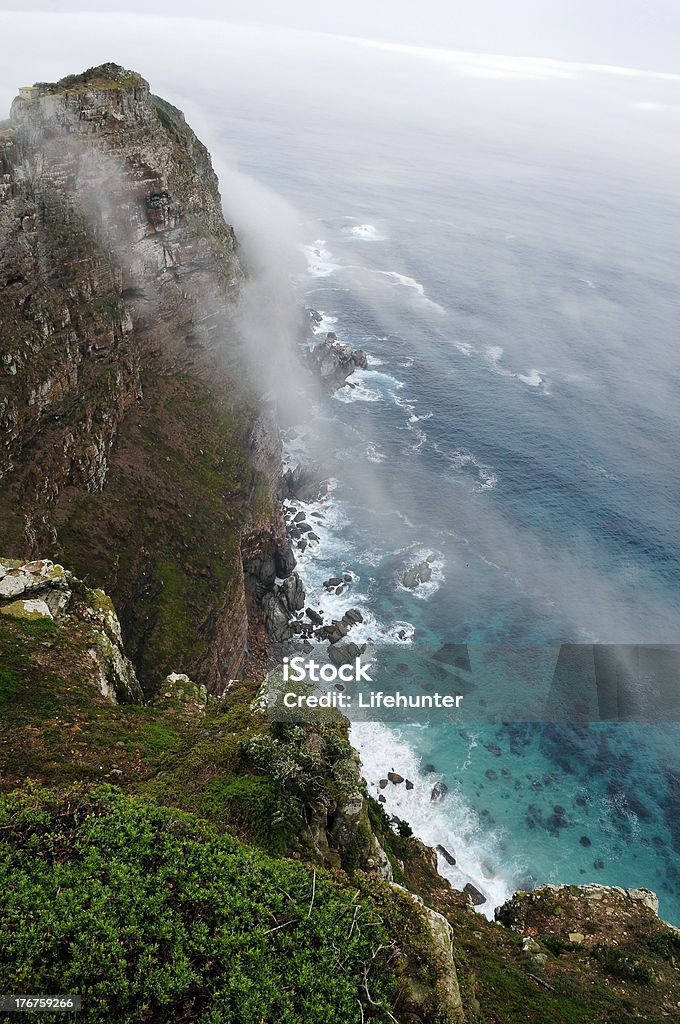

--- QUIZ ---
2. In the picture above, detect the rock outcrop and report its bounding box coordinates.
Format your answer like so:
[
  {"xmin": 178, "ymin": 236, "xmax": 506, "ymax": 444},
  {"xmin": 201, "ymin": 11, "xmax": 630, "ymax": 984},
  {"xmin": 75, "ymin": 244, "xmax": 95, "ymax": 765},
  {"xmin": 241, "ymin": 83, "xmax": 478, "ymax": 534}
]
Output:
[
  {"xmin": 402, "ymin": 558, "xmax": 434, "ymax": 589},
  {"xmin": 308, "ymin": 332, "xmax": 368, "ymax": 389},
  {"xmin": 390, "ymin": 884, "xmax": 464, "ymax": 1022},
  {"xmin": 0, "ymin": 555, "xmax": 143, "ymax": 703},
  {"xmin": 496, "ymin": 883, "xmax": 663, "ymax": 938}
]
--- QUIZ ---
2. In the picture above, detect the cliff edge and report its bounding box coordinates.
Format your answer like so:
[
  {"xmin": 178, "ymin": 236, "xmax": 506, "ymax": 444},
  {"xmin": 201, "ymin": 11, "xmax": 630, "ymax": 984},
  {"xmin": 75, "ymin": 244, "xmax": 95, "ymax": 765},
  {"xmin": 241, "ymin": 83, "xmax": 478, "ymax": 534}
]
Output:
[{"xmin": 0, "ymin": 64, "xmax": 287, "ymax": 694}]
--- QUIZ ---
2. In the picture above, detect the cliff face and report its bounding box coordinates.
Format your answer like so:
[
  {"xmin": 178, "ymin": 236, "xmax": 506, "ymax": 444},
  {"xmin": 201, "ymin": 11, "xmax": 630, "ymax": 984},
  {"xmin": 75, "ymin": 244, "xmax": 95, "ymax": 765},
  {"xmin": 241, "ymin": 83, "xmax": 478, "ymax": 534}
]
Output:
[{"xmin": 0, "ymin": 64, "xmax": 285, "ymax": 694}]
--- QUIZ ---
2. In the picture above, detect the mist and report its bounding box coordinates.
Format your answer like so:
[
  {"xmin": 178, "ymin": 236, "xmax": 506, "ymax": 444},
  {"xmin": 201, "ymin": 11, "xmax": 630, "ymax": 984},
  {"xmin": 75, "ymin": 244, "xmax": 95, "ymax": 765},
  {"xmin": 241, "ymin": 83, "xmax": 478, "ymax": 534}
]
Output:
[{"xmin": 2, "ymin": 9, "xmax": 679, "ymax": 648}]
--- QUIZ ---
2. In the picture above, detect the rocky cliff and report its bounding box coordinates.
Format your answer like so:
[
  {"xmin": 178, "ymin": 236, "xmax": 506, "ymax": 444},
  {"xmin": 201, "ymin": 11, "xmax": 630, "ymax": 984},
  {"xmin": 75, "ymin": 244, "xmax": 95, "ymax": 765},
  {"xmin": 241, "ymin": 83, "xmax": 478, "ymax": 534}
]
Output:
[{"xmin": 0, "ymin": 64, "xmax": 289, "ymax": 695}]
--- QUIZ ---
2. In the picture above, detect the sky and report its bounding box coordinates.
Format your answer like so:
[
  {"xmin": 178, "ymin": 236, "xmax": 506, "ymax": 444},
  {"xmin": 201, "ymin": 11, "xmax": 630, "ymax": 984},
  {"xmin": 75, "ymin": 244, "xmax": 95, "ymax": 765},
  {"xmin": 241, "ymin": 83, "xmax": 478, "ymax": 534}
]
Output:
[{"xmin": 1, "ymin": 0, "xmax": 679, "ymax": 75}]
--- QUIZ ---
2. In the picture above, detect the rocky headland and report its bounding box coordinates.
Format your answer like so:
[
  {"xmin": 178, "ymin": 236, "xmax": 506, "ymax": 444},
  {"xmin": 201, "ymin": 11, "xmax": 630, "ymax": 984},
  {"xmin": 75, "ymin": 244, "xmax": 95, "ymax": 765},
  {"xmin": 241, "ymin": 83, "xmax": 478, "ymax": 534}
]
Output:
[{"xmin": 1, "ymin": 65, "xmax": 679, "ymax": 1023}]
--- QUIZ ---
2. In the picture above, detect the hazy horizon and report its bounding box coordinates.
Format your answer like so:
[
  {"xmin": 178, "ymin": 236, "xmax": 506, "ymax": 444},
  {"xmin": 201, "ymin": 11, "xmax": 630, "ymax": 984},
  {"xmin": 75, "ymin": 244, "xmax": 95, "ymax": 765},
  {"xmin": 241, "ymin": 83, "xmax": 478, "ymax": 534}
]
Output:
[{"xmin": 1, "ymin": 0, "xmax": 680, "ymax": 76}]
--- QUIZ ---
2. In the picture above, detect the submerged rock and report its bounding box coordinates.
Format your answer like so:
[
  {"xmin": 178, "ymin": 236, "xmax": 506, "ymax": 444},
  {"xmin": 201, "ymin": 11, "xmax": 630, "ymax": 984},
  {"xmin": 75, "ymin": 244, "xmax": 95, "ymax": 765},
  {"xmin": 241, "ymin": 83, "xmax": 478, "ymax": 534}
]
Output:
[{"xmin": 431, "ymin": 781, "xmax": 449, "ymax": 802}]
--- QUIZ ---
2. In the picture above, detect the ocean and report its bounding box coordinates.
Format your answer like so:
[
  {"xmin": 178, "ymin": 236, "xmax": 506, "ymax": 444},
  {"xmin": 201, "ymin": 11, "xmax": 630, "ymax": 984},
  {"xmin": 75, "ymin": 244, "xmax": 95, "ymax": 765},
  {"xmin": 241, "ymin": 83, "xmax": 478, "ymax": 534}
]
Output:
[{"xmin": 199, "ymin": 40, "xmax": 680, "ymax": 922}]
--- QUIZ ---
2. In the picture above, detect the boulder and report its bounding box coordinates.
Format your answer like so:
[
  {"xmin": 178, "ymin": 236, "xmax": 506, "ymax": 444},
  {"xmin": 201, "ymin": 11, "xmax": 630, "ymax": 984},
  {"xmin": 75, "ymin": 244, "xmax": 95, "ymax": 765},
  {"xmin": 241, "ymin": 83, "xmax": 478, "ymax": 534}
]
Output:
[
  {"xmin": 431, "ymin": 781, "xmax": 448, "ymax": 802},
  {"xmin": 306, "ymin": 607, "xmax": 323, "ymax": 626},
  {"xmin": 402, "ymin": 559, "xmax": 433, "ymax": 590},
  {"xmin": 436, "ymin": 844, "xmax": 456, "ymax": 866},
  {"xmin": 327, "ymin": 642, "xmax": 364, "ymax": 668},
  {"xmin": 388, "ymin": 771, "xmax": 404, "ymax": 785},
  {"xmin": 342, "ymin": 608, "xmax": 364, "ymax": 625},
  {"xmin": 317, "ymin": 620, "xmax": 349, "ymax": 644},
  {"xmin": 309, "ymin": 333, "xmax": 368, "ymax": 389},
  {"xmin": 464, "ymin": 883, "xmax": 487, "ymax": 907}
]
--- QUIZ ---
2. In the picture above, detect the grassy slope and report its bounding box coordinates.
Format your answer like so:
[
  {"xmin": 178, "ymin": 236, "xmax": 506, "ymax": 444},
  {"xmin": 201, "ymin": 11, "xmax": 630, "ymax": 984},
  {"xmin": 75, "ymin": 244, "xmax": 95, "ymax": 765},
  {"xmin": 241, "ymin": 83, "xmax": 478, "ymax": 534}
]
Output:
[{"xmin": 3, "ymin": 614, "xmax": 680, "ymax": 1021}]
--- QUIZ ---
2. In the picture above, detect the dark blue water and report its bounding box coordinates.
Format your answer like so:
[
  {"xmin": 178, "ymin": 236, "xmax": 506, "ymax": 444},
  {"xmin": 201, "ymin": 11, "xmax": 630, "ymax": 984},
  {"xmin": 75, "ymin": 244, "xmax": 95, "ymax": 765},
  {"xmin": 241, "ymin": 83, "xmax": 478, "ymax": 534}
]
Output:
[{"xmin": 204, "ymin": 56, "xmax": 680, "ymax": 921}]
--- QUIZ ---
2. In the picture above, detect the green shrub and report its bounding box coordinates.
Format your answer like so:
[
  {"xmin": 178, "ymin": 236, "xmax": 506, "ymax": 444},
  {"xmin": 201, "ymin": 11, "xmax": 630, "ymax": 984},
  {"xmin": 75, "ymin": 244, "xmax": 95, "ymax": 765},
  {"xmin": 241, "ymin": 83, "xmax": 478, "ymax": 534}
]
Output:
[
  {"xmin": 591, "ymin": 944, "xmax": 654, "ymax": 984},
  {"xmin": 647, "ymin": 929, "xmax": 680, "ymax": 964},
  {"xmin": 0, "ymin": 784, "xmax": 398, "ymax": 1023}
]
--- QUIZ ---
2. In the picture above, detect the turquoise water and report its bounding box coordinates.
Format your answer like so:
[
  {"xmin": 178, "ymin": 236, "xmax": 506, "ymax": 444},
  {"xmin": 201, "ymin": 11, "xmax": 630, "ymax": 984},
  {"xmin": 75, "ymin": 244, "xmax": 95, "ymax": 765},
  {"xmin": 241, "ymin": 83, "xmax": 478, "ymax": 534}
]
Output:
[{"xmin": 205, "ymin": 57, "xmax": 680, "ymax": 921}]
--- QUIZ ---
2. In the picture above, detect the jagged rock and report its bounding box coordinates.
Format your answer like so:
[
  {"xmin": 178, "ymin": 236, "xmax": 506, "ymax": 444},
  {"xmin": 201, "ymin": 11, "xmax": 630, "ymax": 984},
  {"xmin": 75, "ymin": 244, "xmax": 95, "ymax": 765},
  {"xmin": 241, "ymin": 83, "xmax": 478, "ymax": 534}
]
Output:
[
  {"xmin": 342, "ymin": 608, "xmax": 364, "ymax": 625},
  {"xmin": 388, "ymin": 771, "xmax": 404, "ymax": 784},
  {"xmin": 279, "ymin": 464, "xmax": 325, "ymax": 502},
  {"xmin": 405, "ymin": 779, "xmax": 414, "ymax": 790},
  {"xmin": 245, "ymin": 552, "xmax": 277, "ymax": 590},
  {"xmin": 431, "ymin": 781, "xmax": 449, "ymax": 802},
  {"xmin": 307, "ymin": 532, "xmax": 320, "ymax": 543},
  {"xmin": 379, "ymin": 778, "xmax": 389, "ymax": 789},
  {"xmin": 402, "ymin": 559, "xmax": 433, "ymax": 589},
  {"xmin": 279, "ymin": 572, "xmax": 305, "ymax": 613},
  {"xmin": 464, "ymin": 883, "xmax": 487, "ymax": 907},
  {"xmin": 306, "ymin": 607, "xmax": 323, "ymax": 626},
  {"xmin": 324, "ymin": 576, "xmax": 343, "ymax": 590},
  {"xmin": 304, "ymin": 308, "xmax": 323, "ymax": 334},
  {"xmin": 261, "ymin": 592, "xmax": 292, "ymax": 643},
  {"xmin": 436, "ymin": 844, "xmax": 457, "ymax": 866},
  {"xmin": 308, "ymin": 333, "xmax": 368, "ymax": 389},
  {"xmin": 274, "ymin": 540, "xmax": 297, "ymax": 579},
  {"xmin": 317, "ymin": 620, "xmax": 349, "ymax": 644},
  {"xmin": 327, "ymin": 642, "xmax": 365, "ymax": 668}
]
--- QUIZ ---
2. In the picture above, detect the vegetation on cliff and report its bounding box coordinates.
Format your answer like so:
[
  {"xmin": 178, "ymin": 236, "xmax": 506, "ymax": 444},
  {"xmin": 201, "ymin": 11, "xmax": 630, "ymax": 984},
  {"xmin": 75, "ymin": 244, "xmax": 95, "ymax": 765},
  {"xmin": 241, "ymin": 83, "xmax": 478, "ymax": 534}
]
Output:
[
  {"xmin": 3, "ymin": 601, "xmax": 680, "ymax": 1022},
  {"xmin": 2, "ymin": 63, "xmax": 680, "ymax": 1024},
  {"xmin": 0, "ymin": 786, "xmax": 402, "ymax": 1024},
  {"xmin": 0, "ymin": 63, "xmax": 276, "ymax": 696}
]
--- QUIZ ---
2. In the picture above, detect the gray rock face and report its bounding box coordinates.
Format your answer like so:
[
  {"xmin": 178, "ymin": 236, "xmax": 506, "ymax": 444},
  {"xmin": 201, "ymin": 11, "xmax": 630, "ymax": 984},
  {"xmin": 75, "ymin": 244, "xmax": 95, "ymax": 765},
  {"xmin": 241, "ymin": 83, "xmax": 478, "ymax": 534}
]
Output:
[
  {"xmin": 328, "ymin": 790, "xmax": 364, "ymax": 847},
  {"xmin": 279, "ymin": 572, "xmax": 305, "ymax": 613},
  {"xmin": 309, "ymin": 333, "xmax": 368, "ymax": 389},
  {"xmin": 280, "ymin": 464, "xmax": 325, "ymax": 502},
  {"xmin": 262, "ymin": 591, "xmax": 293, "ymax": 643},
  {"xmin": 274, "ymin": 540, "xmax": 297, "ymax": 579}
]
